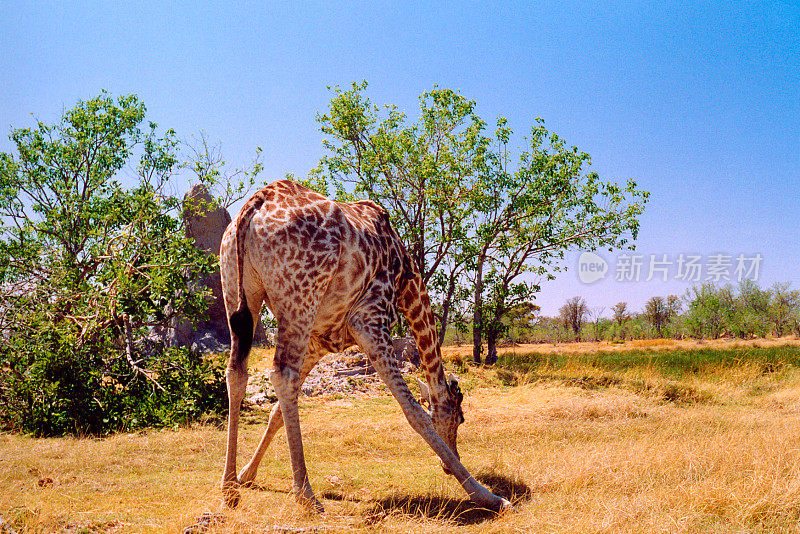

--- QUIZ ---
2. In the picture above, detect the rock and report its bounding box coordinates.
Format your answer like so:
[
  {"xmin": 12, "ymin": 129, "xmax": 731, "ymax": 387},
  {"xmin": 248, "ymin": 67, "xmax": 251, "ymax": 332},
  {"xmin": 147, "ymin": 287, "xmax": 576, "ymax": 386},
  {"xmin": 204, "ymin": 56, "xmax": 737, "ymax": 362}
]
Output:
[
  {"xmin": 160, "ymin": 184, "xmax": 266, "ymax": 353},
  {"xmin": 246, "ymin": 372, "xmax": 277, "ymax": 406},
  {"xmin": 184, "ymin": 184, "xmax": 232, "ymax": 256},
  {"xmin": 244, "ymin": 347, "xmax": 417, "ymax": 404},
  {"xmin": 175, "ymin": 184, "xmax": 232, "ymax": 349},
  {"xmin": 189, "ymin": 330, "xmax": 230, "ymax": 354},
  {"xmin": 183, "ymin": 512, "xmax": 225, "ymax": 534},
  {"xmin": 392, "ymin": 336, "xmax": 420, "ymax": 366}
]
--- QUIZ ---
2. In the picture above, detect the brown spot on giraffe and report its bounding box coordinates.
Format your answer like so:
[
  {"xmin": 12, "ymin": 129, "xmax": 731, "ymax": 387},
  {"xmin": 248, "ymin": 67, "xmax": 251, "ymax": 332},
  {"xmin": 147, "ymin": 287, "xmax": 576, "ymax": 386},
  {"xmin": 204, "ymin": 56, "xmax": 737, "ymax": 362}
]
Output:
[{"xmin": 218, "ymin": 179, "xmax": 511, "ymax": 513}]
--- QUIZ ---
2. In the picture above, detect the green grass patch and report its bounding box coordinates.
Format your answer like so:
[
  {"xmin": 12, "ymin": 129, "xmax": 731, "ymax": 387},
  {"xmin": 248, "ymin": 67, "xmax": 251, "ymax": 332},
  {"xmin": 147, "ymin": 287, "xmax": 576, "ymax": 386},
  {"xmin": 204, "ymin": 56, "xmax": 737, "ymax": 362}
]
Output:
[{"xmin": 490, "ymin": 344, "xmax": 800, "ymax": 405}]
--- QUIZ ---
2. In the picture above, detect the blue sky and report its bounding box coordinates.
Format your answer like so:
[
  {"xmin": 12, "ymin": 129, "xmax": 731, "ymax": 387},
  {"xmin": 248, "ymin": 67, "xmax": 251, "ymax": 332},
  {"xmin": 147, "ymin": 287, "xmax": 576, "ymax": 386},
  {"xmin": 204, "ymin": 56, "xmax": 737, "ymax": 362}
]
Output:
[{"xmin": 1, "ymin": 1, "xmax": 798, "ymax": 316}]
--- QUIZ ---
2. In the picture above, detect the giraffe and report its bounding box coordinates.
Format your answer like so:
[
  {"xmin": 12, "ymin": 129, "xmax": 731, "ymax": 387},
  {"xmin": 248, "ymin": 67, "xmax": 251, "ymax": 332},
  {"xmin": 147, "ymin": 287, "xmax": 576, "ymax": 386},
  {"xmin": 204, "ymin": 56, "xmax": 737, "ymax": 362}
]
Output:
[{"xmin": 218, "ymin": 179, "xmax": 511, "ymax": 513}]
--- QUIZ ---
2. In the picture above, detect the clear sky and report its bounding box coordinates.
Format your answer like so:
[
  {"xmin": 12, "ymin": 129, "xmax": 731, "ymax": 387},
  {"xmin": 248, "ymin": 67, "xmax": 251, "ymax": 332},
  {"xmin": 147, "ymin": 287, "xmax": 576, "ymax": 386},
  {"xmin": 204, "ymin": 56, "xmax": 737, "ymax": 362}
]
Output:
[{"xmin": 1, "ymin": 1, "xmax": 798, "ymax": 316}]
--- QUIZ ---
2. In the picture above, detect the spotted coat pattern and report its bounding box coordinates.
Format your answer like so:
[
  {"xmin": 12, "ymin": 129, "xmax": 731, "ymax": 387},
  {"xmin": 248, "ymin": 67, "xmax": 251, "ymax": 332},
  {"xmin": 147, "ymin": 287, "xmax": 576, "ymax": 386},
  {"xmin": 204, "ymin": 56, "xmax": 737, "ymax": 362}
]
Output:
[{"xmin": 218, "ymin": 180, "xmax": 509, "ymax": 512}]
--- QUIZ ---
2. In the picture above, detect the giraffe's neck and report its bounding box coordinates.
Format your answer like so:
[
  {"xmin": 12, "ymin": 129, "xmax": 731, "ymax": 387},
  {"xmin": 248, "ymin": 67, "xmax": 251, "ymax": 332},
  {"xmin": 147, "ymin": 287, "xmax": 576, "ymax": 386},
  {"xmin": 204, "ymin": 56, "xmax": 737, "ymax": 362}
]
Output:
[{"xmin": 398, "ymin": 272, "xmax": 449, "ymax": 401}]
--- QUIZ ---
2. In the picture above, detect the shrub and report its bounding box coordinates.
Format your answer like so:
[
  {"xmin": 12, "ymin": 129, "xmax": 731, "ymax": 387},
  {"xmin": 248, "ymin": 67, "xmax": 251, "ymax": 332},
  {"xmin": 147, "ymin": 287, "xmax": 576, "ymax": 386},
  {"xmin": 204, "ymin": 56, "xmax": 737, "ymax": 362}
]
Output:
[
  {"xmin": 0, "ymin": 324, "xmax": 227, "ymax": 436},
  {"xmin": 0, "ymin": 93, "xmax": 232, "ymax": 436}
]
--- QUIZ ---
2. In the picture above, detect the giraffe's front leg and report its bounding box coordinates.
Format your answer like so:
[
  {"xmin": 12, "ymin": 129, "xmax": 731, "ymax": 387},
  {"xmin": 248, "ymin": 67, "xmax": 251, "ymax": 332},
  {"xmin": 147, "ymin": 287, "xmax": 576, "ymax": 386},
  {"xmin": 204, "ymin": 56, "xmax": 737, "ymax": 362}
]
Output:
[{"xmin": 349, "ymin": 308, "xmax": 512, "ymax": 513}]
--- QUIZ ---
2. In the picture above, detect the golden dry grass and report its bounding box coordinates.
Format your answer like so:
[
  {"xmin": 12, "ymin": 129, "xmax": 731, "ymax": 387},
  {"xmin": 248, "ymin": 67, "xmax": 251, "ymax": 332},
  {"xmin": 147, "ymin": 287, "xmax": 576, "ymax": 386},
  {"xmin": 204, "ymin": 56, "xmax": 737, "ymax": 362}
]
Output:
[{"xmin": 5, "ymin": 345, "xmax": 800, "ymax": 533}]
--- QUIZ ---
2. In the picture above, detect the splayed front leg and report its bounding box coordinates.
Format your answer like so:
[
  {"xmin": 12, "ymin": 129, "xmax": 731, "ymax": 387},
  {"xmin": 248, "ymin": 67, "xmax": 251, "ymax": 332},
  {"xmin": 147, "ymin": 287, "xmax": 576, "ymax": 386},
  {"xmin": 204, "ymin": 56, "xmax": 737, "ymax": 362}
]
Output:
[
  {"xmin": 348, "ymin": 307, "xmax": 512, "ymax": 513},
  {"xmin": 384, "ymin": 365, "xmax": 512, "ymax": 512}
]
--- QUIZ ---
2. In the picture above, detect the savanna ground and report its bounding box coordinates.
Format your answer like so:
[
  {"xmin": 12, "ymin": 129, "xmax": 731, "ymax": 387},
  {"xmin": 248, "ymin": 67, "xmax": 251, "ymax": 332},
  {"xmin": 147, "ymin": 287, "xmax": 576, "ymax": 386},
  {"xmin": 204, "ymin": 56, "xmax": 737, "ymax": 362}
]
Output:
[{"xmin": 4, "ymin": 338, "xmax": 800, "ymax": 533}]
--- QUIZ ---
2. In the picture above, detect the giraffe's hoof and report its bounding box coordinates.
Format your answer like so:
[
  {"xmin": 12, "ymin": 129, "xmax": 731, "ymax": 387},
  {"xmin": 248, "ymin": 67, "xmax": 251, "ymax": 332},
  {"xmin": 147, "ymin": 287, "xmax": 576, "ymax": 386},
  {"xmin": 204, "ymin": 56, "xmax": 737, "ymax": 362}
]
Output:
[
  {"xmin": 222, "ymin": 482, "xmax": 241, "ymax": 509},
  {"xmin": 224, "ymin": 489, "xmax": 240, "ymax": 509},
  {"xmin": 238, "ymin": 465, "xmax": 257, "ymax": 486},
  {"xmin": 310, "ymin": 499, "xmax": 326, "ymax": 515},
  {"xmin": 294, "ymin": 489, "xmax": 325, "ymax": 514},
  {"xmin": 300, "ymin": 497, "xmax": 325, "ymax": 514},
  {"xmin": 477, "ymin": 495, "xmax": 514, "ymax": 514},
  {"xmin": 497, "ymin": 497, "xmax": 514, "ymax": 513}
]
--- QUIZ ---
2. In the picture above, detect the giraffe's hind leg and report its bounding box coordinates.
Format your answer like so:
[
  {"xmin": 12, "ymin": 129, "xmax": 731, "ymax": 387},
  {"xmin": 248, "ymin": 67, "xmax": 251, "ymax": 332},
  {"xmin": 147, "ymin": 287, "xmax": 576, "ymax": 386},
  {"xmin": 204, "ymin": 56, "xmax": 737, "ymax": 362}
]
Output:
[
  {"xmin": 220, "ymin": 294, "xmax": 263, "ymax": 508},
  {"xmin": 238, "ymin": 336, "xmax": 329, "ymax": 485},
  {"xmin": 270, "ymin": 319, "xmax": 325, "ymax": 513},
  {"xmin": 220, "ymin": 262, "xmax": 264, "ymax": 507}
]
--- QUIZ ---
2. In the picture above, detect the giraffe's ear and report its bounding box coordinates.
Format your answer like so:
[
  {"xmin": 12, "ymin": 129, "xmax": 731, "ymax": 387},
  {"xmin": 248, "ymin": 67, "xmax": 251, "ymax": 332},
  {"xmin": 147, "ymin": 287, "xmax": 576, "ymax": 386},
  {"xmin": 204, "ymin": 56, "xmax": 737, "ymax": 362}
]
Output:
[
  {"xmin": 401, "ymin": 255, "xmax": 416, "ymax": 281},
  {"xmin": 416, "ymin": 378, "xmax": 431, "ymax": 409},
  {"xmin": 447, "ymin": 373, "xmax": 463, "ymax": 404}
]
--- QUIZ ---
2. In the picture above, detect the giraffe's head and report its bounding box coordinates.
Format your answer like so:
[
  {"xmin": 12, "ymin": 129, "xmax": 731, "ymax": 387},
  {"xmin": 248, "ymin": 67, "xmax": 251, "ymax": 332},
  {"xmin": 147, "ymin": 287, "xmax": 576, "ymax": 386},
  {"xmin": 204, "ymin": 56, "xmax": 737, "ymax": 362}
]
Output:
[{"xmin": 419, "ymin": 373, "xmax": 465, "ymax": 473}]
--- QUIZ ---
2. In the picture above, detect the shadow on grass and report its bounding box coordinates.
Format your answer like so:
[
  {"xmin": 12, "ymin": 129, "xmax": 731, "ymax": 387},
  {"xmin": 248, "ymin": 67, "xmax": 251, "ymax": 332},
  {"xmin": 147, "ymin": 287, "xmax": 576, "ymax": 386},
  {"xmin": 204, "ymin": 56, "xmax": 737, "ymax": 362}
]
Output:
[
  {"xmin": 241, "ymin": 481, "xmax": 290, "ymax": 493},
  {"xmin": 324, "ymin": 468, "xmax": 531, "ymax": 526}
]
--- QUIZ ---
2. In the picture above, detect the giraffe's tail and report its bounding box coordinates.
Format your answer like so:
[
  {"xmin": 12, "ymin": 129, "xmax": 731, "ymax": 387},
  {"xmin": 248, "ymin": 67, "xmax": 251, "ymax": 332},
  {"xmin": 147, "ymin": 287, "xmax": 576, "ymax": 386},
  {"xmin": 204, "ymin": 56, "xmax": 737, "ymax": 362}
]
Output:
[{"xmin": 228, "ymin": 191, "xmax": 266, "ymax": 365}]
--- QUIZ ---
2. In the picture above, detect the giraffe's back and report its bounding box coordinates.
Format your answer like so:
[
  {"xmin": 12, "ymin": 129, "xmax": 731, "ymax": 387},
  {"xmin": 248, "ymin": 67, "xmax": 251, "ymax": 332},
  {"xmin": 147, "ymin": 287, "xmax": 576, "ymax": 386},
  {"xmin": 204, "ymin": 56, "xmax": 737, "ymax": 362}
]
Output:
[{"xmin": 220, "ymin": 180, "xmax": 405, "ymax": 352}]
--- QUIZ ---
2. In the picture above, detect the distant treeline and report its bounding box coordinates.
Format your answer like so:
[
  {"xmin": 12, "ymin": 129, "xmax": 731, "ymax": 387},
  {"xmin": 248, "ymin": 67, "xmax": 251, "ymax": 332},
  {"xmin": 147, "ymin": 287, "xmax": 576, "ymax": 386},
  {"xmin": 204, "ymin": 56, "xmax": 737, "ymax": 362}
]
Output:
[{"xmin": 443, "ymin": 280, "xmax": 800, "ymax": 345}]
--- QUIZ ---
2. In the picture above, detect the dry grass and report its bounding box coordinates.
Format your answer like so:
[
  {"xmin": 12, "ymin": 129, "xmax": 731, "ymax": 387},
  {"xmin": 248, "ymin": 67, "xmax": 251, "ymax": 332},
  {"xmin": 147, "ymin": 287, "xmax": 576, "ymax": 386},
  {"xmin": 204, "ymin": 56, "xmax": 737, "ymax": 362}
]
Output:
[
  {"xmin": 6, "ymin": 345, "xmax": 800, "ymax": 532},
  {"xmin": 631, "ymin": 338, "xmax": 678, "ymax": 348}
]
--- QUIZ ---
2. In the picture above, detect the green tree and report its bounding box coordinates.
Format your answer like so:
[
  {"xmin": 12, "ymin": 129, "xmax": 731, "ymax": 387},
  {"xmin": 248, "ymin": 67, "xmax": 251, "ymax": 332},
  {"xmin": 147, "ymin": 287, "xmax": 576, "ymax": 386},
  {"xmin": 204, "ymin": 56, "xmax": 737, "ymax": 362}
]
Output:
[
  {"xmin": 644, "ymin": 296, "xmax": 678, "ymax": 338},
  {"xmin": 468, "ymin": 118, "xmax": 648, "ymax": 363},
  {"xmin": 684, "ymin": 284, "xmax": 736, "ymax": 339},
  {"xmin": 730, "ymin": 279, "xmax": 771, "ymax": 338},
  {"xmin": 560, "ymin": 296, "xmax": 589, "ymax": 341},
  {"xmin": 0, "ymin": 92, "xmax": 225, "ymax": 436},
  {"xmin": 313, "ymin": 82, "xmax": 649, "ymax": 362},
  {"xmin": 611, "ymin": 301, "xmax": 630, "ymax": 339},
  {"xmin": 479, "ymin": 268, "xmax": 540, "ymax": 363},
  {"xmin": 502, "ymin": 301, "xmax": 540, "ymax": 345},
  {"xmin": 313, "ymin": 81, "xmax": 489, "ymax": 341},
  {"xmin": 588, "ymin": 306, "xmax": 607, "ymax": 342},
  {"xmin": 769, "ymin": 282, "xmax": 800, "ymax": 337},
  {"xmin": 684, "ymin": 281, "xmax": 799, "ymax": 339}
]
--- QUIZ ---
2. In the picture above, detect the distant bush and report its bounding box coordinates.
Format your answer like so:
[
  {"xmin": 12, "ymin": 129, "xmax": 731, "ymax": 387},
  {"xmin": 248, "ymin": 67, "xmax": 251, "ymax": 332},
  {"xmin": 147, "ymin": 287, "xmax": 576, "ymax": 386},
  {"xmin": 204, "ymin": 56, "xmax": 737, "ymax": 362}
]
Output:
[
  {"xmin": 482, "ymin": 280, "xmax": 799, "ymax": 346},
  {"xmin": 684, "ymin": 281, "xmax": 799, "ymax": 339},
  {"xmin": 559, "ymin": 297, "xmax": 588, "ymax": 341}
]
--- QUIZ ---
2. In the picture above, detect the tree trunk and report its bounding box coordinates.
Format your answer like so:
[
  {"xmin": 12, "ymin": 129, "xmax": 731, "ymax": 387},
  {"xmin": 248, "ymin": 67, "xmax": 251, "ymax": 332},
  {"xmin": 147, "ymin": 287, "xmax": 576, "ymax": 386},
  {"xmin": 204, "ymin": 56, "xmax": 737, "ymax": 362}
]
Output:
[
  {"xmin": 412, "ymin": 238, "xmax": 427, "ymax": 283},
  {"xmin": 472, "ymin": 258, "xmax": 484, "ymax": 364},
  {"xmin": 438, "ymin": 273, "xmax": 457, "ymax": 346},
  {"xmin": 485, "ymin": 327, "xmax": 499, "ymax": 366},
  {"xmin": 485, "ymin": 293, "xmax": 505, "ymax": 366}
]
